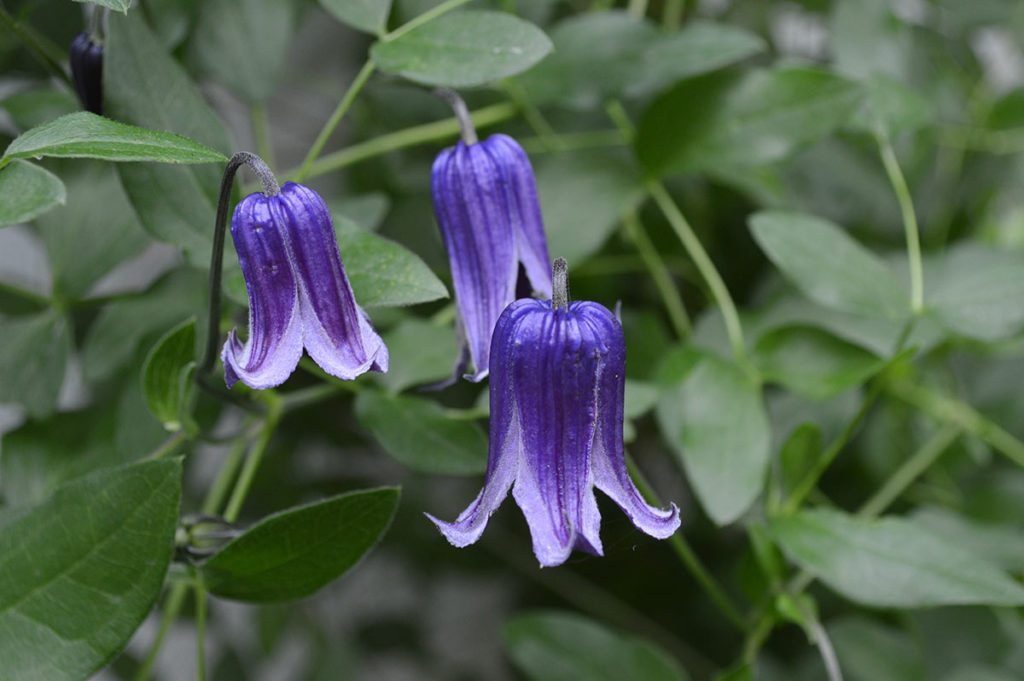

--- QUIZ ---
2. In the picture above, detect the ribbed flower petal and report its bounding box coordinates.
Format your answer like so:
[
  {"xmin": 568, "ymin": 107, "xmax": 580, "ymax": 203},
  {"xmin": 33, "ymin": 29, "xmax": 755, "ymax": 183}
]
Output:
[
  {"xmin": 273, "ymin": 182, "xmax": 387, "ymax": 380},
  {"xmin": 579, "ymin": 303, "xmax": 681, "ymax": 539},
  {"xmin": 222, "ymin": 192, "xmax": 303, "ymax": 389},
  {"xmin": 431, "ymin": 143, "xmax": 519, "ymax": 381}
]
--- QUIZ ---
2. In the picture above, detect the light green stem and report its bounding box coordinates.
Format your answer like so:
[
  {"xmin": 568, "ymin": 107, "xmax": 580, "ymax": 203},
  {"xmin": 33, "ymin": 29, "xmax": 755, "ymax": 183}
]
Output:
[
  {"xmin": 627, "ymin": 0, "xmax": 648, "ymax": 19},
  {"xmin": 143, "ymin": 432, "xmax": 187, "ymax": 461},
  {"xmin": 382, "ymin": 0, "xmax": 477, "ymax": 42},
  {"xmin": 857, "ymin": 425, "xmax": 959, "ymax": 517},
  {"xmin": 875, "ymin": 130, "xmax": 924, "ymax": 314},
  {"xmin": 251, "ymin": 104, "xmax": 275, "ymax": 171},
  {"xmin": 622, "ymin": 210, "xmax": 692, "ymax": 339},
  {"xmin": 194, "ymin": 584, "xmax": 207, "ymax": 681},
  {"xmin": 296, "ymin": 61, "xmax": 376, "ymax": 181},
  {"xmin": 133, "ymin": 583, "xmax": 189, "ymax": 681},
  {"xmin": 648, "ymin": 180, "xmax": 747, "ymax": 365},
  {"xmin": 223, "ymin": 397, "xmax": 282, "ymax": 522},
  {"xmin": 200, "ymin": 437, "xmax": 248, "ymax": 515},
  {"xmin": 662, "ymin": 0, "xmax": 683, "ymax": 28},
  {"xmin": 517, "ymin": 130, "xmax": 626, "ymax": 155}
]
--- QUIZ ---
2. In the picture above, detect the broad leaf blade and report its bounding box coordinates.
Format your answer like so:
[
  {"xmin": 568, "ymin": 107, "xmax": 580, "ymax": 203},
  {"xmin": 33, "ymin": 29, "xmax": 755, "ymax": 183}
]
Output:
[
  {"xmin": 655, "ymin": 352, "xmax": 770, "ymax": 525},
  {"xmin": 319, "ymin": 0, "xmax": 392, "ymax": 35},
  {"xmin": 201, "ymin": 488, "xmax": 399, "ymax": 602},
  {"xmin": 338, "ymin": 231, "xmax": 448, "ymax": 307},
  {"xmin": 0, "ymin": 310, "xmax": 70, "ymax": 419},
  {"xmin": 0, "ymin": 160, "xmax": 65, "ymax": 227},
  {"xmin": 142, "ymin": 317, "xmax": 197, "ymax": 431},
  {"xmin": 370, "ymin": 11, "xmax": 553, "ymax": 88},
  {"xmin": 771, "ymin": 509, "xmax": 1024, "ymax": 607},
  {"xmin": 2, "ymin": 112, "xmax": 226, "ymax": 164},
  {"xmin": 355, "ymin": 390, "xmax": 487, "ymax": 474},
  {"xmin": 377, "ymin": 318, "xmax": 458, "ymax": 393},
  {"xmin": 0, "ymin": 459, "xmax": 182, "ymax": 681},
  {"xmin": 925, "ymin": 244, "xmax": 1024, "ymax": 341}
]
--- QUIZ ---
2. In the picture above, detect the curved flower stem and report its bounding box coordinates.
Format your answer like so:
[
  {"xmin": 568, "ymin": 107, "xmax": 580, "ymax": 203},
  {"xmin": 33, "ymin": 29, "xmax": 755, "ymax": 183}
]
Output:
[
  {"xmin": 223, "ymin": 394, "xmax": 282, "ymax": 523},
  {"xmin": 381, "ymin": 0, "xmax": 477, "ymax": 42},
  {"xmin": 552, "ymin": 257, "xmax": 569, "ymax": 309},
  {"xmin": 622, "ymin": 210, "xmax": 692, "ymax": 340},
  {"xmin": 626, "ymin": 454, "xmax": 749, "ymax": 632},
  {"xmin": 875, "ymin": 129, "xmax": 924, "ymax": 314},
  {"xmin": 295, "ymin": 60, "xmax": 376, "ymax": 181},
  {"xmin": 435, "ymin": 88, "xmax": 479, "ymax": 145},
  {"xmin": 648, "ymin": 180, "xmax": 748, "ymax": 367}
]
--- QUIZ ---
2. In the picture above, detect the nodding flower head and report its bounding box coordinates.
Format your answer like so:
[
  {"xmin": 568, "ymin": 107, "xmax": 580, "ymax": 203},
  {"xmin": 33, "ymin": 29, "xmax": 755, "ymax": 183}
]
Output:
[
  {"xmin": 223, "ymin": 181, "xmax": 387, "ymax": 389},
  {"xmin": 69, "ymin": 32, "xmax": 104, "ymax": 115},
  {"xmin": 427, "ymin": 260, "xmax": 679, "ymax": 567},
  {"xmin": 431, "ymin": 110, "xmax": 552, "ymax": 382}
]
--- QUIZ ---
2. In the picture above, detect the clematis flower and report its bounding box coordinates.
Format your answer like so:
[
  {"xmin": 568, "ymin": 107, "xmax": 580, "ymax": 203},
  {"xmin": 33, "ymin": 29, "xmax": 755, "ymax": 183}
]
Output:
[
  {"xmin": 223, "ymin": 181, "xmax": 387, "ymax": 389},
  {"xmin": 69, "ymin": 32, "xmax": 103, "ymax": 115},
  {"xmin": 428, "ymin": 259, "xmax": 679, "ymax": 567},
  {"xmin": 431, "ymin": 91, "xmax": 552, "ymax": 382}
]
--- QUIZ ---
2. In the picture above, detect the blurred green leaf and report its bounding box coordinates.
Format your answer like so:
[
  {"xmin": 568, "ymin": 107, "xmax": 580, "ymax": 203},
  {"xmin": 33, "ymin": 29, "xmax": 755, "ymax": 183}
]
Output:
[
  {"xmin": 0, "ymin": 310, "xmax": 69, "ymax": 418},
  {"xmin": 852, "ymin": 75, "xmax": 933, "ymax": 138},
  {"xmin": 76, "ymin": 0, "xmax": 131, "ymax": 12},
  {"xmin": 1, "ymin": 112, "xmax": 226, "ymax": 165},
  {"xmin": 355, "ymin": 390, "xmax": 487, "ymax": 474},
  {"xmin": 320, "ymin": 0, "xmax": 392, "ymax": 35},
  {"xmin": 0, "ymin": 459, "xmax": 182, "ymax": 681},
  {"xmin": 0, "ymin": 160, "xmax": 65, "ymax": 227},
  {"xmin": 105, "ymin": 10, "xmax": 232, "ymax": 262},
  {"xmin": 637, "ymin": 67, "xmax": 862, "ymax": 176},
  {"xmin": 829, "ymin": 615, "xmax": 925, "ymax": 681},
  {"xmin": 202, "ymin": 487, "xmax": 399, "ymax": 602},
  {"xmin": 189, "ymin": 0, "xmax": 297, "ymax": 103},
  {"xmin": 941, "ymin": 667, "xmax": 1020, "ymax": 681},
  {"xmin": 656, "ymin": 352, "xmax": 770, "ymax": 525},
  {"xmin": 370, "ymin": 11, "xmax": 553, "ymax": 87},
  {"xmin": 377, "ymin": 317, "xmax": 457, "ymax": 392},
  {"xmin": 753, "ymin": 326, "xmax": 885, "ymax": 400},
  {"xmin": 0, "ymin": 88, "xmax": 78, "ymax": 132},
  {"xmin": 771, "ymin": 508, "xmax": 1024, "ymax": 607},
  {"xmin": 142, "ymin": 317, "xmax": 197, "ymax": 432},
  {"xmin": 749, "ymin": 211, "xmax": 909, "ymax": 320},
  {"xmin": 911, "ymin": 507, "xmax": 1024, "ymax": 573},
  {"xmin": 504, "ymin": 610, "xmax": 689, "ymax": 681},
  {"xmin": 714, "ymin": 665, "xmax": 753, "ymax": 681},
  {"xmin": 338, "ymin": 231, "xmax": 448, "ymax": 307}
]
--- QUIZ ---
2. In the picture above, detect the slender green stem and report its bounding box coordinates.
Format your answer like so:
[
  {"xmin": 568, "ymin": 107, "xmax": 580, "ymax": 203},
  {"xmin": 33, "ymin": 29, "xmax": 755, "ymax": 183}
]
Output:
[
  {"xmin": 223, "ymin": 396, "xmax": 282, "ymax": 522},
  {"xmin": 194, "ymin": 583, "xmax": 207, "ymax": 681},
  {"xmin": 251, "ymin": 104, "xmax": 275, "ymax": 171},
  {"xmin": 627, "ymin": 0, "xmax": 648, "ymax": 19},
  {"xmin": 875, "ymin": 130, "xmax": 924, "ymax": 314},
  {"xmin": 648, "ymin": 180, "xmax": 748, "ymax": 365},
  {"xmin": 857, "ymin": 425, "xmax": 959, "ymax": 517},
  {"xmin": 201, "ymin": 436, "xmax": 249, "ymax": 515},
  {"xmin": 382, "ymin": 0, "xmax": 477, "ymax": 42},
  {"xmin": 888, "ymin": 380, "xmax": 1024, "ymax": 468},
  {"xmin": 279, "ymin": 383, "xmax": 346, "ymax": 412},
  {"xmin": 626, "ymin": 454, "xmax": 748, "ymax": 632},
  {"xmin": 133, "ymin": 583, "xmax": 189, "ymax": 681},
  {"xmin": 622, "ymin": 210, "xmax": 692, "ymax": 340},
  {"xmin": 0, "ymin": 6, "xmax": 72, "ymax": 87},
  {"xmin": 662, "ymin": 0, "xmax": 683, "ymax": 29},
  {"xmin": 604, "ymin": 100, "xmax": 635, "ymax": 142},
  {"xmin": 281, "ymin": 102, "xmax": 518, "ymax": 184},
  {"xmin": 143, "ymin": 431, "xmax": 187, "ymax": 461},
  {"xmin": 503, "ymin": 80, "xmax": 562, "ymax": 151},
  {"xmin": 517, "ymin": 130, "xmax": 626, "ymax": 155},
  {"xmin": 296, "ymin": 61, "xmax": 376, "ymax": 181}
]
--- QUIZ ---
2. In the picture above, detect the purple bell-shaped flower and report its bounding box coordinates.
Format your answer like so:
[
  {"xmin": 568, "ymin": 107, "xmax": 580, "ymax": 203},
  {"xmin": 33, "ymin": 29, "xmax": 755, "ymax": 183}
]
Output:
[
  {"xmin": 69, "ymin": 32, "xmax": 104, "ymax": 115},
  {"xmin": 431, "ymin": 91, "xmax": 552, "ymax": 382},
  {"xmin": 223, "ymin": 181, "xmax": 387, "ymax": 389},
  {"xmin": 428, "ymin": 260, "xmax": 680, "ymax": 567}
]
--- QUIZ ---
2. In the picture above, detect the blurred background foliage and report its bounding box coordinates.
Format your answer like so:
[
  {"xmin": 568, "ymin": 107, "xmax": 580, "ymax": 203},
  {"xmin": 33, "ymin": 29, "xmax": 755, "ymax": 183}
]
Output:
[{"xmin": 2, "ymin": 0, "xmax": 1024, "ymax": 679}]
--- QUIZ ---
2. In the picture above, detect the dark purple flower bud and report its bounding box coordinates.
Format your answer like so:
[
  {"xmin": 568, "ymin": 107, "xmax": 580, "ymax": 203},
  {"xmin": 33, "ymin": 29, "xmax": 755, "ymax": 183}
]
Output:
[
  {"xmin": 427, "ymin": 288, "xmax": 680, "ymax": 567},
  {"xmin": 431, "ymin": 133, "xmax": 553, "ymax": 382},
  {"xmin": 69, "ymin": 32, "xmax": 104, "ymax": 115},
  {"xmin": 223, "ymin": 182, "xmax": 387, "ymax": 389}
]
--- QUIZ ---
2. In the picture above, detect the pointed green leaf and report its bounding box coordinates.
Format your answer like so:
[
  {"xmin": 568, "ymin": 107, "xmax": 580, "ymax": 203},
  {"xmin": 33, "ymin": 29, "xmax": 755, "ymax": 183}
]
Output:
[
  {"xmin": 370, "ymin": 11, "xmax": 553, "ymax": 88},
  {"xmin": 201, "ymin": 488, "xmax": 399, "ymax": 602},
  {"xmin": 2, "ymin": 112, "xmax": 226, "ymax": 164},
  {"xmin": 142, "ymin": 317, "xmax": 197, "ymax": 431},
  {"xmin": 0, "ymin": 459, "xmax": 182, "ymax": 681},
  {"xmin": 771, "ymin": 508, "xmax": 1024, "ymax": 608},
  {"xmin": 319, "ymin": 0, "xmax": 392, "ymax": 35},
  {"xmin": 0, "ymin": 310, "xmax": 70, "ymax": 419},
  {"xmin": 0, "ymin": 160, "xmax": 65, "ymax": 227},
  {"xmin": 377, "ymin": 318, "xmax": 458, "ymax": 393},
  {"xmin": 337, "ymin": 231, "xmax": 447, "ymax": 307}
]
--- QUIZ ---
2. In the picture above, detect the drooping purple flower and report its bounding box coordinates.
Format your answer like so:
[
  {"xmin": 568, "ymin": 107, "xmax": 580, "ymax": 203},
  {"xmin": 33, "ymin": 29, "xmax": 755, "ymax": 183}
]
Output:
[
  {"xmin": 223, "ymin": 181, "xmax": 387, "ymax": 389},
  {"xmin": 427, "ymin": 261, "xmax": 679, "ymax": 567},
  {"xmin": 69, "ymin": 32, "xmax": 104, "ymax": 115},
  {"xmin": 431, "ymin": 133, "xmax": 552, "ymax": 382}
]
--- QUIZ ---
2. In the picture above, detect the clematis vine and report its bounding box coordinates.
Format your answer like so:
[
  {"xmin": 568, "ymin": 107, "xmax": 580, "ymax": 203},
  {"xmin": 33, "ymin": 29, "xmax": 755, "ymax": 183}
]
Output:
[
  {"xmin": 201, "ymin": 152, "xmax": 387, "ymax": 390},
  {"xmin": 431, "ymin": 89, "xmax": 552, "ymax": 382},
  {"xmin": 428, "ymin": 259, "xmax": 680, "ymax": 567}
]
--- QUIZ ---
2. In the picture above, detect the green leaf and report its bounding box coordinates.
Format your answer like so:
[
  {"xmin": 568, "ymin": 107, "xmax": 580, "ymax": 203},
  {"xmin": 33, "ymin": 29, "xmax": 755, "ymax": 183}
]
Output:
[
  {"xmin": 753, "ymin": 326, "xmax": 886, "ymax": 400},
  {"xmin": 201, "ymin": 488, "xmax": 399, "ymax": 602},
  {"xmin": 536, "ymin": 149, "xmax": 644, "ymax": 265},
  {"xmin": 35, "ymin": 161, "xmax": 150, "ymax": 300},
  {"xmin": 338, "ymin": 231, "xmax": 448, "ymax": 307},
  {"xmin": 749, "ymin": 211, "xmax": 909, "ymax": 320},
  {"xmin": 924, "ymin": 244, "xmax": 1024, "ymax": 341},
  {"xmin": 0, "ymin": 311, "xmax": 70, "ymax": 419},
  {"xmin": 142, "ymin": 317, "xmax": 197, "ymax": 432},
  {"xmin": 320, "ymin": 0, "xmax": 392, "ymax": 35},
  {"xmin": 655, "ymin": 352, "xmax": 770, "ymax": 525},
  {"xmin": 2, "ymin": 112, "xmax": 226, "ymax": 165},
  {"xmin": 829, "ymin": 615, "xmax": 925, "ymax": 681},
  {"xmin": 778, "ymin": 423, "xmax": 822, "ymax": 500},
  {"xmin": 370, "ymin": 10, "xmax": 553, "ymax": 88},
  {"xmin": 637, "ymin": 67, "xmax": 862, "ymax": 176},
  {"xmin": 75, "ymin": 0, "xmax": 131, "ymax": 12},
  {"xmin": 941, "ymin": 667, "xmax": 1019, "ymax": 681},
  {"xmin": 503, "ymin": 611, "xmax": 689, "ymax": 681},
  {"xmin": 0, "ymin": 160, "xmax": 65, "ymax": 227},
  {"xmin": 0, "ymin": 459, "xmax": 182, "ymax": 681},
  {"xmin": 105, "ymin": 10, "xmax": 233, "ymax": 261},
  {"xmin": 713, "ymin": 665, "xmax": 753, "ymax": 681},
  {"xmin": 377, "ymin": 317, "xmax": 457, "ymax": 393},
  {"xmin": 771, "ymin": 508, "xmax": 1024, "ymax": 608},
  {"xmin": 189, "ymin": 0, "xmax": 297, "ymax": 103},
  {"xmin": 0, "ymin": 88, "xmax": 78, "ymax": 137},
  {"xmin": 355, "ymin": 390, "xmax": 487, "ymax": 474},
  {"xmin": 911, "ymin": 507, "xmax": 1024, "ymax": 573}
]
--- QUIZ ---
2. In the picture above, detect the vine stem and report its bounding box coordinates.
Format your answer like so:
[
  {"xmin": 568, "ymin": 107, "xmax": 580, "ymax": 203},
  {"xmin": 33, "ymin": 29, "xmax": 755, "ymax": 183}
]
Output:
[
  {"xmin": 194, "ymin": 584, "xmax": 207, "ymax": 681},
  {"xmin": 133, "ymin": 583, "xmax": 188, "ymax": 681},
  {"xmin": 0, "ymin": 6, "xmax": 72, "ymax": 87},
  {"xmin": 223, "ymin": 394, "xmax": 282, "ymax": 523},
  {"xmin": 381, "ymin": 0, "xmax": 477, "ymax": 42},
  {"xmin": 295, "ymin": 61, "xmax": 376, "ymax": 181},
  {"xmin": 647, "ymin": 180, "xmax": 748, "ymax": 367},
  {"xmin": 857, "ymin": 424, "xmax": 959, "ymax": 517},
  {"xmin": 251, "ymin": 104, "xmax": 275, "ymax": 170},
  {"xmin": 622, "ymin": 210, "xmax": 692, "ymax": 339},
  {"xmin": 875, "ymin": 129, "xmax": 924, "ymax": 314}
]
